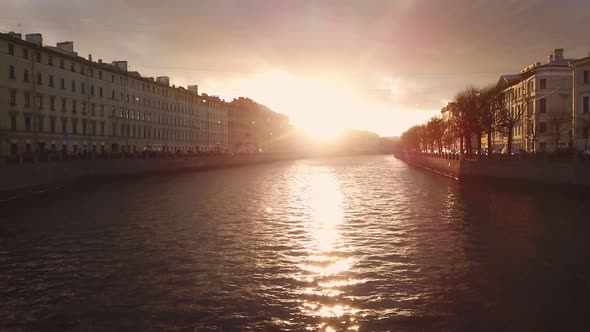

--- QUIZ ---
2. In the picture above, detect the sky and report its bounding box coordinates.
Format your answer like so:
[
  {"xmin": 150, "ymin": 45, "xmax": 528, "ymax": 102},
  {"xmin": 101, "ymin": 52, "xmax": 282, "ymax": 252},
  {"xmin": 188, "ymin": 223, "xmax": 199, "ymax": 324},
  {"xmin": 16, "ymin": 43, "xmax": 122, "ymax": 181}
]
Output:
[{"xmin": 2, "ymin": 0, "xmax": 590, "ymax": 136}]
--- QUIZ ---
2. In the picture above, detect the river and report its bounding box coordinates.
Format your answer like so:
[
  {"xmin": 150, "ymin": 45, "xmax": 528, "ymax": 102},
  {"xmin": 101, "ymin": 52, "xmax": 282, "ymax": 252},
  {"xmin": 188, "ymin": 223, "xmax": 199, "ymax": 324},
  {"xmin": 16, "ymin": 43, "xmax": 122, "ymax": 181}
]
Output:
[{"xmin": 1, "ymin": 155, "xmax": 590, "ymax": 331}]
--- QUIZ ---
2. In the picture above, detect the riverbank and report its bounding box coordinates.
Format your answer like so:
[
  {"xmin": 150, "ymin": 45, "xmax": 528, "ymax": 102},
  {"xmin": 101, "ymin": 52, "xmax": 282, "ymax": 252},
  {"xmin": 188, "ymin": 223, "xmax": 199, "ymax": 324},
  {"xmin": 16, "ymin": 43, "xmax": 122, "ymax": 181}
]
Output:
[
  {"xmin": 394, "ymin": 152, "xmax": 590, "ymax": 187},
  {"xmin": 0, "ymin": 153, "xmax": 301, "ymax": 202}
]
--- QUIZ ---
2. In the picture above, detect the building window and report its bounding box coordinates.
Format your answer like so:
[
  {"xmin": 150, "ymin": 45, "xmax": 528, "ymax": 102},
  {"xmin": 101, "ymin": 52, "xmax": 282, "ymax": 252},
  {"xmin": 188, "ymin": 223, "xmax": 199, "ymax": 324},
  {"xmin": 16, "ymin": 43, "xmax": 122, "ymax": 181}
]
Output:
[
  {"xmin": 37, "ymin": 72, "xmax": 42, "ymax": 85},
  {"xmin": 70, "ymin": 63, "xmax": 75, "ymax": 72},
  {"xmin": 584, "ymin": 70, "xmax": 589, "ymax": 84},
  {"xmin": 111, "ymin": 74, "xmax": 114, "ymax": 82},
  {"xmin": 82, "ymin": 119, "xmax": 87, "ymax": 135},
  {"xmin": 81, "ymin": 82, "xmax": 85, "ymax": 94},
  {"xmin": 23, "ymin": 48, "xmax": 28, "ymax": 59},
  {"xmin": 584, "ymin": 96, "xmax": 589, "ymax": 113},
  {"xmin": 61, "ymin": 118, "xmax": 67, "ymax": 133},
  {"xmin": 60, "ymin": 78, "xmax": 65, "ymax": 89},
  {"xmin": 99, "ymin": 71, "xmax": 102, "ymax": 79},
  {"xmin": 72, "ymin": 119, "xmax": 78, "ymax": 135},
  {"xmin": 50, "ymin": 96, "xmax": 56, "ymax": 111},
  {"xmin": 99, "ymin": 104, "xmax": 104, "ymax": 117},
  {"xmin": 99, "ymin": 87, "xmax": 103, "ymax": 97},
  {"xmin": 540, "ymin": 98, "xmax": 546, "ymax": 113},
  {"xmin": 35, "ymin": 52, "xmax": 41, "ymax": 63},
  {"xmin": 91, "ymin": 103, "xmax": 96, "ymax": 116},
  {"xmin": 9, "ymin": 65, "xmax": 15, "ymax": 79},
  {"xmin": 36, "ymin": 94, "xmax": 43, "ymax": 109},
  {"xmin": 112, "ymin": 90, "xmax": 115, "ymax": 99},
  {"xmin": 539, "ymin": 122, "xmax": 547, "ymax": 133},
  {"xmin": 50, "ymin": 118, "xmax": 56, "ymax": 133},
  {"xmin": 80, "ymin": 66, "xmax": 85, "ymax": 75},
  {"xmin": 90, "ymin": 85, "xmax": 94, "ymax": 96},
  {"xmin": 61, "ymin": 98, "xmax": 66, "ymax": 112},
  {"xmin": 72, "ymin": 100, "xmax": 77, "ymax": 113},
  {"xmin": 540, "ymin": 79, "xmax": 546, "ymax": 90},
  {"xmin": 71, "ymin": 80, "xmax": 76, "ymax": 92},
  {"xmin": 25, "ymin": 116, "xmax": 31, "ymax": 131},
  {"xmin": 8, "ymin": 43, "xmax": 14, "ymax": 55},
  {"xmin": 60, "ymin": 59, "xmax": 64, "ymax": 69},
  {"xmin": 82, "ymin": 101, "xmax": 86, "ymax": 114},
  {"xmin": 48, "ymin": 55, "xmax": 53, "ymax": 66},
  {"xmin": 38, "ymin": 118, "xmax": 44, "ymax": 132},
  {"xmin": 10, "ymin": 114, "xmax": 17, "ymax": 131},
  {"xmin": 9, "ymin": 90, "xmax": 16, "ymax": 106},
  {"xmin": 24, "ymin": 69, "xmax": 29, "ymax": 82},
  {"xmin": 100, "ymin": 122, "xmax": 105, "ymax": 136},
  {"xmin": 47, "ymin": 75, "xmax": 54, "ymax": 87},
  {"xmin": 24, "ymin": 92, "xmax": 31, "ymax": 108}
]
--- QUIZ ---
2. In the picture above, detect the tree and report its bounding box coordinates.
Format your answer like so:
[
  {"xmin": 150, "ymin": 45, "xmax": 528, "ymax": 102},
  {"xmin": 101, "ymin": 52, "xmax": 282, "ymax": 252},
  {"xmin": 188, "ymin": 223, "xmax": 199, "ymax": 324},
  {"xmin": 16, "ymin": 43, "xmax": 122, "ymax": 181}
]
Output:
[
  {"xmin": 493, "ymin": 88, "xmax": 526, "ymax": 156},
  {"xmin": 475, "ymin": 86, "xmax": 497, "ymax": 156},
  {"xmin": 546, "ymin": 111, "xmax": 572, "ymax": 151},
  {"xmin": 426, "ymin": 117, "xmax": 445, "ymax": 152}
]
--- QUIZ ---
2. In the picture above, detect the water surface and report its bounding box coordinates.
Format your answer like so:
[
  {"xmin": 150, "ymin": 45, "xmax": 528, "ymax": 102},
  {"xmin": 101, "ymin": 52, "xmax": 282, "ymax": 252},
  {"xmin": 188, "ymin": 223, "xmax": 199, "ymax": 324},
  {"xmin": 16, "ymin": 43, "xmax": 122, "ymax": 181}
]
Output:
[{"xmin": 1, "ymin": 155, "xmax": 590, "ymax": 331}]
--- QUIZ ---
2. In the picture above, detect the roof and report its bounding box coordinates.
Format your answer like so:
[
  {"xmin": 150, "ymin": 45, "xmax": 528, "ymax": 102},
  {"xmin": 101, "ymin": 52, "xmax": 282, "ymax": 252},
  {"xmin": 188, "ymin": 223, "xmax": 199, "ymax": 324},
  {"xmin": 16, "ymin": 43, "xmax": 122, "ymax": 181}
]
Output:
[{"xmin": 570, "ymin": 56, "xmax": 590, "ymax": 67}]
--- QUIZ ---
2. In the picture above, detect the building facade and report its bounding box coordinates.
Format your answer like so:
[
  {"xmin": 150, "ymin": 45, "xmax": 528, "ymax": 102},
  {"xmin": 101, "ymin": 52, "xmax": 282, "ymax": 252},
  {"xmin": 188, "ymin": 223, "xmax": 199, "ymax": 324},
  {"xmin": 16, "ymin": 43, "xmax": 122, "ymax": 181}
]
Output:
[
  {"xmin": 493, "ymin": 49, "xmax": 574, "ymax": 153},
  {"xmin": 228, "ymin": 97, "xmax": 291, "ymax": 153},
  {"xmin": 571, "ymin": 56, "xmax": 590, "ymax": 152},
  {"xmin": 0, "ymin": 31, "xmax": 229, "ymax": 160}
]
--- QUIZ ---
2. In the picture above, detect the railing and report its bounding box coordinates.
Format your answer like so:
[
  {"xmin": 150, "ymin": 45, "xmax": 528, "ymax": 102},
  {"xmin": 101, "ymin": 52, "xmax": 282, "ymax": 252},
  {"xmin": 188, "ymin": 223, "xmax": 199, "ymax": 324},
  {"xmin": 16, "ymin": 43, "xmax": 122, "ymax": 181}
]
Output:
[{"xmin": 399, "ymin": 150, "xmax": 590, "ymax": 162}]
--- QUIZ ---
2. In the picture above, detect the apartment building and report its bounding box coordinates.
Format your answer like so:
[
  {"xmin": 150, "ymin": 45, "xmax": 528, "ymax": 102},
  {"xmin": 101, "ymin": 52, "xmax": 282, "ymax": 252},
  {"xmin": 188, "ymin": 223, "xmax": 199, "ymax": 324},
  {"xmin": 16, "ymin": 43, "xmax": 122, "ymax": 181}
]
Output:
[
  {"xmin": 493, "ymin": 49, "xmax": 575, "ymax": 153},
  {"xmin": 228, "ymin": 97, "xmax": 291, "ymax": 153},
  {"xmin": 571, "ymin": 56, "xmax": 590, "ymax": 152},
  {"xmin": 0, "ymin": 31, "xmax": 229, "ymax": 159}
]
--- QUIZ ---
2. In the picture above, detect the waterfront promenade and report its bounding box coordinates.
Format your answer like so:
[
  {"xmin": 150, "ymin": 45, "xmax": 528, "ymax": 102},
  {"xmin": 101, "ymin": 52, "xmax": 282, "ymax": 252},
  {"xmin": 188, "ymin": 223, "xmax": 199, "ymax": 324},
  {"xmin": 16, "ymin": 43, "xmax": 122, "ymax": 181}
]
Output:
[{"xmin": 395, "ymin": 151, "xmax": 590, "ymax": 187}]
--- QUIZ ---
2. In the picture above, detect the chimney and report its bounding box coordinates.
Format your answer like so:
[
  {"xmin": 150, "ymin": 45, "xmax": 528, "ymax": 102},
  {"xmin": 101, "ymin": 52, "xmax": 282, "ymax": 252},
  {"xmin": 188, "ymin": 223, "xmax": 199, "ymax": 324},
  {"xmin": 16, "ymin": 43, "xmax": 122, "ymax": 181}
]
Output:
[
  {"xmin": 548, "ymin": 54, "xmax": 554, "ymax": 63},
  {"xmin": 98, "ymin": 59, "xmax": 102, "ymax": 64},
  {"xmin": 156, "ymin": 76, "xmax": 170, "ymax": 86},
  {"xmin": 188, "ymin": 85, "xmax": 199, "ymax": 94},
  {"xmin": 111, "ymin": 61, "xmax": 128, "ymax": 72},
  {"xmin": 554, "ymin": 48, "xmax": 564, "ymax": 60},
  {"xmin": 7, "ymin": 31, "xmax": 22, "ymax": 40},
  {"xmin": 88, "ymin": 54, "xmax": 92, "ymax": 61},
  {"xmin": 56, "ymin": 41, "xmax": 74, "ymax": 53},
  {"xmin": 25, "ymin": 33, "xmax": 43, "ymax": 46}
]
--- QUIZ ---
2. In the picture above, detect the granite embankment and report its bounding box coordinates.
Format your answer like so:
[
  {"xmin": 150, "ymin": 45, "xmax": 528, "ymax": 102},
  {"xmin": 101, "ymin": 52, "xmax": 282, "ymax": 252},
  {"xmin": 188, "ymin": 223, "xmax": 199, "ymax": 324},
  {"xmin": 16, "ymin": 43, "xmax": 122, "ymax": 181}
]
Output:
[
  {"xmin": 395, "ymin": 152, "xmax": 590, "ymax": 187},
  {"xmin": 0, "ymin": 153, "xmax": 300, "ymax": 200}
]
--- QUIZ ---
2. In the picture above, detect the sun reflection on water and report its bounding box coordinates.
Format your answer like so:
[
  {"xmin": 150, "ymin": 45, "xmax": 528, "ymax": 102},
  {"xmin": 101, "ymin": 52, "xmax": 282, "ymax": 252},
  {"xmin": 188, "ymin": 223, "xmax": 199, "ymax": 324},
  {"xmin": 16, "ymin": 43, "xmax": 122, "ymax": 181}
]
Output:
[{"xmin": 289, "ymin": 168, "xmax": 361, "ymax": 330}]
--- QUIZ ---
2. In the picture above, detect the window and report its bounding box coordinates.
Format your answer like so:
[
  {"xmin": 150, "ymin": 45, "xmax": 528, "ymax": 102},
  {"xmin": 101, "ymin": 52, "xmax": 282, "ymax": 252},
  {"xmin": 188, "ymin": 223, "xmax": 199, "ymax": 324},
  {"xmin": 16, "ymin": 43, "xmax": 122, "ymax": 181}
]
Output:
[
  {"xmin": 61, "ymin": 118, "xmax": 67, "ymax": 133},
  {"xmin": 60, "ymin": 59, "xmax": 64, "ymax": 69},
  {"xmin": 70, "ymin": 63, "xmax": 75, "ymax": 72},
  {"xmin": 24, "ymin": 92, "xmax": 31, "ymax": 108},
  {"xmin": 91, "ymin": 103, "xmax": 96, "ymax": 116},
  {"xmin": 81, "ymin": 101, "xmax": 86, "ymax": 114},
  {"xmin": 9, "ymin": 65, "xmax": 15, "ymax": 79},
  {"xmin": 72, "ymin": 119, "xmax": 78, "ymax": 134},
  {"xmin": 50, "ymin": 96, "xmax": 56, "ymax": 111},
  {"xmin": 24, "ymin": 69, "xmax": 29, "ymax": 82},
  {"xmin": 37, "ymin": 72, "xmax": 42, "ymax": 85},
  {"xmin": 540, "ymin": 79, "xmax": 546, "ymax": 89},
  {"xmin": 25, "ymin": 116, "xmax": 31, "ymax": 131},
  {"xmin": 60, "ymin": 78, "xmax": 65, "ymax": 89},
  {"xmin": 48, "ymin": 55, "xmax": 53, "ymax": 66},
  {"xmin": 71, "ymin": 80, "xmax": 76, "ymax": 92},
  {"xmin": 35, "ymin": 52, "xmax": 41, "ymax": 63},
  {"xmin": 10, "ymin": 114, "xmax": 17, "ymax": 131},
  {"xmin": 90, "ymin": 85, "xmax": 94, "ymax": 96},
  {"xmin": 37, "ymin": 118, "xmax": 43, "ymax": 132},
  {"xmin": 584, "ymin": 70, "xmax": 589, "ymax": 84},
  {"xmin": 81, "ymin": 66, "xmax": 85, "ymax": 75},
  {"xmin": 100, "ymin": 122, "xmax": 105, "ymax": 136},
  {"xmin": 8, "ymin": 43, "xmax": 14, "ymax": 55},
  {"xmin": 539, "ymin": 122, "xmax": 547, "ymax": 133},
  {"xmin": 23, "ymin": 48, "xmax": 28, "ymax": 59},
  {"xmin": 89, "ymin": 68, "xmax": 93, "ymax": 77},
  {"xmin": 82, "ymin": 119, "xmax": 87, "ymax": 135},
  {"xmin": 99, "ymin": 71, "xmax": 102, "ymax": 79},
  {"xmin": 584, "ymin": 96, "xmax": 589, "ymax": 113},
  {"xmin": 81, "ymin": 82, "xmax": 85, "ymax": 94},
  {"xmin": 112, "ymin": 90, "xmax": 115, "ymax": 99},
  {"xmin": 111, "ymin": 74, "xmax": 114, "ymax": 82},
  {"xmin": 36, "ymin": 94, "xmax": 43, "ymax": 109},
  {"xmin": 540, "ymin": 98, "xmax": 546, "ymax": 113},
  {"xmin": 49, "ymin": 75, "xmax": 54, "ymax": 87},
  {"xmin": 50, "ymin": 118, "xmax": 56, "ymax": 133},
  {"xmin": 99, "ymin": 104, "xmax": 104, "ymax": 117},
  {"xmin": 99, "ymin": 87, "xmax": 103, "ymax": 97},
  {"xmin": 9, "ymin": 90, "xmax": 16, "ymax": 106},
  {"xmin": 72, "ymin": 100, "xmax": 77, "ymax": 113}
]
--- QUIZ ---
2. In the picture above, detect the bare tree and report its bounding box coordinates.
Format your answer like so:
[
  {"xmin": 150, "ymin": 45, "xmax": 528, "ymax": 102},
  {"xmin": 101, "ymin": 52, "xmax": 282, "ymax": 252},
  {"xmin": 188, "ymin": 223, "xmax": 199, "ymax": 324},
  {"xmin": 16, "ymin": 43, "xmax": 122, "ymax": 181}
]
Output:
[
  {"xmin": 494, "ymin": 90, "xmax": 526, "ymax": 156},
  {"xmin": 476, "ymin": 86, "xmax": 497, "ymax": 157},
  {"xmin": 546, "ymin": 111, "xmax": 572, "ymax": 151}
]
